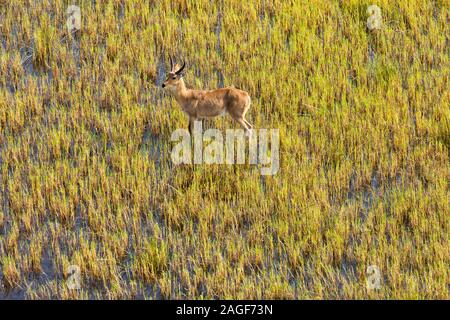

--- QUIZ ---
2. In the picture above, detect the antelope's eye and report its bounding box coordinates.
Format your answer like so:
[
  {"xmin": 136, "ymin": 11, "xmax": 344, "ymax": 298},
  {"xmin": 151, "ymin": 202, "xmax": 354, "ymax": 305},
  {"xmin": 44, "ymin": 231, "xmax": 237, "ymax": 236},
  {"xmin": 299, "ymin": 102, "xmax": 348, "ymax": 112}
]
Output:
[{"xmin": 172, "ymin": 76, "xmax": 177, "ymax": 80}]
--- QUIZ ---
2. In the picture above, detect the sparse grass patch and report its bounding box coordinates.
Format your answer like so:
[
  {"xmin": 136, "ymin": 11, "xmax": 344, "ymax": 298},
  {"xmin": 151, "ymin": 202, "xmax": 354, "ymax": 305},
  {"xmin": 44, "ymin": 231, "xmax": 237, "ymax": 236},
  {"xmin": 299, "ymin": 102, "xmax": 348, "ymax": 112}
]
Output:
[{"xmin": 0, "ymin": 0, "xmax": 448, "ymax": 299}]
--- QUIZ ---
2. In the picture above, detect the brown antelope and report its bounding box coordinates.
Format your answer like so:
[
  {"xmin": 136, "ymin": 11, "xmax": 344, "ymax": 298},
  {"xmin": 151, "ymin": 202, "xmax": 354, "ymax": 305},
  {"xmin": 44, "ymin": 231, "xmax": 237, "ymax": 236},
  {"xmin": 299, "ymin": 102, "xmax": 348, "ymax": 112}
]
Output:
[{"xmin": 162, "ymin": 56, "xmax": 253, "ymax": 136}]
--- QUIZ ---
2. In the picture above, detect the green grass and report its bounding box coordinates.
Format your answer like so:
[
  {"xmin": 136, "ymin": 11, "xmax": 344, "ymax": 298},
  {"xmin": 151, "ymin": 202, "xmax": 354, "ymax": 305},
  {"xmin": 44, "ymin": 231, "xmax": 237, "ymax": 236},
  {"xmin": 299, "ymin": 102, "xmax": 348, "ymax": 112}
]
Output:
[{"xmin": 0, "ymin": 0, "xmax": 448, "ymax": 299}]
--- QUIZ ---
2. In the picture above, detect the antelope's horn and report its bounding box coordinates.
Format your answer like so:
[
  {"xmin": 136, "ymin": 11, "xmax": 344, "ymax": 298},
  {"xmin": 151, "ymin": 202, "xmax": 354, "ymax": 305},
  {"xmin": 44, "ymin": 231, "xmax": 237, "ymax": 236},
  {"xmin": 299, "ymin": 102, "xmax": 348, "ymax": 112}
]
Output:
[{"xmin": 169, "ymin": 55, "xmax": 174, "ymax": 72}]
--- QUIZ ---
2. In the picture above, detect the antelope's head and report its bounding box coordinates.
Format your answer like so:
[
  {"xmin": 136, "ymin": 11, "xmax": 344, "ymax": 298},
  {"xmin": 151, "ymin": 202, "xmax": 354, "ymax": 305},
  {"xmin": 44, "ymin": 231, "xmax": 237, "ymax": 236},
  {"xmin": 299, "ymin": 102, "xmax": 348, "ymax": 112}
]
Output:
[{"xmin": 162, "ymin": 56, "xmax": 186, "ymax": 92}]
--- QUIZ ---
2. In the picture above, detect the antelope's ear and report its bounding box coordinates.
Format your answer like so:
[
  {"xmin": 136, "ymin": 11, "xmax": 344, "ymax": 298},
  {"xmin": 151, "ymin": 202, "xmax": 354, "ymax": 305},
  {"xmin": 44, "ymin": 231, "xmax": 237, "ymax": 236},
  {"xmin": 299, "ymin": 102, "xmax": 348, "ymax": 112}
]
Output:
[{"xmin": 173, "ymin": 63, "xmax": 181, "ymax": 72}]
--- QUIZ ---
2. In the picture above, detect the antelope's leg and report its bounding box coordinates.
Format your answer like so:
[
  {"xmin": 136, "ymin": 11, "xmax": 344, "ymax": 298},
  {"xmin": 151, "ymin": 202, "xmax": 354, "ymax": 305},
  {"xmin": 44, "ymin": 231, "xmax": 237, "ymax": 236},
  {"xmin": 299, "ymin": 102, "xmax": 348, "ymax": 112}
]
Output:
[
  {"xmin": 244, "ymin": 119, "xmax": 253, "ymax": 129},
  {"xmin": 188, "ymin": 117, "xmax": 195, "ymax": 136},
  {"xmin": 235, "ymin": 117, "xmax": 252, "ymax": 136}
]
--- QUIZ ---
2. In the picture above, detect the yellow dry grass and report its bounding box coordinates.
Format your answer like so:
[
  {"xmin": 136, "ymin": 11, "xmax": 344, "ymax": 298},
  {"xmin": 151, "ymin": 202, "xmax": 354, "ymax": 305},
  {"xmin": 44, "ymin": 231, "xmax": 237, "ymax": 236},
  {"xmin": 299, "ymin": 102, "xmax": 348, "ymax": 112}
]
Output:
[{"xmin": 0, "ymin": 0, "xmax": 448, "ymax": 299}]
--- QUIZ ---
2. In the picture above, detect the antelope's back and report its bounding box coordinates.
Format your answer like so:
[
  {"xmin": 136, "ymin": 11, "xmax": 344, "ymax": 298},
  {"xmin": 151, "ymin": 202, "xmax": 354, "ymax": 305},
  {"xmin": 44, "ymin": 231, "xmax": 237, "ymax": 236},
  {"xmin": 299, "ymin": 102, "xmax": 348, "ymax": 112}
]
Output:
[{"xmin": 225, "ymin": 87, "xmax": 250, "ymax": 105}]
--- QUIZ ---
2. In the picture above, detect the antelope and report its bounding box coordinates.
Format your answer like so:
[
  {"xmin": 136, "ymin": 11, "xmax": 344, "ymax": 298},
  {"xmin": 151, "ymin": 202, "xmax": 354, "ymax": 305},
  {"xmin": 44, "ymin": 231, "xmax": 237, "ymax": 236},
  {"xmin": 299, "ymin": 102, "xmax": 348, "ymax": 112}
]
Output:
[{"xmin": 162, "ymin": 56, "xmax": 253, "ymax": 136}]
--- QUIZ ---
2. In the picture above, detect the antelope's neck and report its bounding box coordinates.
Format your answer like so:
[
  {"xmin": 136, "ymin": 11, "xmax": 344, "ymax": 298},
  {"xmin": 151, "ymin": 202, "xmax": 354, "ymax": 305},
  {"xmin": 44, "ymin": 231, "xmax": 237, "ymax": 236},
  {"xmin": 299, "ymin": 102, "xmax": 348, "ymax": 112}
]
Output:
[
  {"xmin": 173, "ymin": 80, "xmax": 198, "ymax": 116},
  {"xmin": 174, "ymin": 80, "xmax": 189, "ymax": 102}
]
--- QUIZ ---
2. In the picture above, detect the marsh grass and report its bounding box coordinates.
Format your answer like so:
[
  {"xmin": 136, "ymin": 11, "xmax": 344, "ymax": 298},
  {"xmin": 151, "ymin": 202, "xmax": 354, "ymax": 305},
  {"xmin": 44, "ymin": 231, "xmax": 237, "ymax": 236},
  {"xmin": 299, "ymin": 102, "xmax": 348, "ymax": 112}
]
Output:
[{"xmin": 0, "ymin": 0, "xmax": 448, "ymax": 299}]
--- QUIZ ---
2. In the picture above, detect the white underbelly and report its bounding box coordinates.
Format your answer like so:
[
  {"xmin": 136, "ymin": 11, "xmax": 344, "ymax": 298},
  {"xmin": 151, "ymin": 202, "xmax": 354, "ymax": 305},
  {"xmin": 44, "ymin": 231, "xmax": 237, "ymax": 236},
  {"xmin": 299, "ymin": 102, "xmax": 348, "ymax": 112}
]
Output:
[{"xmin": 199, "ymin": 109, "xmax": 227, "ymax": 118}]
